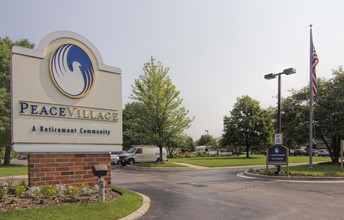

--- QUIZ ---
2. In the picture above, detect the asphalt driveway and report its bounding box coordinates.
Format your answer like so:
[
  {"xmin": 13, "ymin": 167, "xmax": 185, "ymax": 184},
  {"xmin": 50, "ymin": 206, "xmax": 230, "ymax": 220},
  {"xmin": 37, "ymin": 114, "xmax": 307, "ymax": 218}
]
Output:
[{"xmin": 112, "ymin": 165, "xmax": 344, "ymax": 220}]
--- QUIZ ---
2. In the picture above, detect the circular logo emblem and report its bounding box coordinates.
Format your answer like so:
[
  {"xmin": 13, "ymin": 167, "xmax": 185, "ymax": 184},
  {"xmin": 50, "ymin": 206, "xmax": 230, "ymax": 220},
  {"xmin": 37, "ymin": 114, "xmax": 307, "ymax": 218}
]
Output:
[
  {"xmin": 50, "ymin": 44, "xmax": 94, "ymax": 98},
  {"xmin": 275, "ymin": 147, "xmax": 280, "ymax": 154}
]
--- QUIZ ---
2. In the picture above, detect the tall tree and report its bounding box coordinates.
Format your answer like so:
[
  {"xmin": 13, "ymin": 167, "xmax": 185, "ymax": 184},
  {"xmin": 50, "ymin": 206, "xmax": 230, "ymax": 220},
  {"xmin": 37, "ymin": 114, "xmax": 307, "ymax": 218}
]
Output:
[
  {"xmin": 0, "ymin": 37, "xmax": 34, "ymax": 165},
  {"xmin": 196, "ymin": 134, "xmax": 214, "ymax": 146},
  {"xmin": 314, "ymin": 68, "xmax": 344, "ymax": 162},
  {"xmin": 165, "ymin": 134, "xmax": 186, "ymax": 158},
  {"xmin": 222, "ymin": 95, "xmax": 274, "ymax": 158},
  {"xmin": 280, "ymin": 90, "xmax": 310, "ymax": 149},
  {"xmin": 130, "ymin": 57, "xmax": 193, "ymax": 161},
  {"xmin": 279, "ymin": 68, "xmax": 344, "ymax": 163},
  {"xmin": 181, "ymin": 136, "xmax": 195, "ymax": 153},
  {"xmin": 122, "ymin": 102, "xmax": 149, "ymax": 150}
]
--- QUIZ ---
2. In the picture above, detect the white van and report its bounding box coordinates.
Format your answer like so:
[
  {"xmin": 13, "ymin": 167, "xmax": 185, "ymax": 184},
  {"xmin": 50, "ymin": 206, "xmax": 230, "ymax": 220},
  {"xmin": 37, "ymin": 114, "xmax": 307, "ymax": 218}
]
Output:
[{"xmin": 119, "ymin": 145, "xmax": 167, "ymax": 165}]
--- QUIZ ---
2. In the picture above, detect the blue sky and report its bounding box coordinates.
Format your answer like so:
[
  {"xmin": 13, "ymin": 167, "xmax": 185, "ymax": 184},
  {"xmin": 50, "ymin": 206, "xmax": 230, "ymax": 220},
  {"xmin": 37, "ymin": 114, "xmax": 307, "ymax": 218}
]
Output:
[{"xmin": 2, "ymin": 0, "xmax": 344, "ymax": 140}]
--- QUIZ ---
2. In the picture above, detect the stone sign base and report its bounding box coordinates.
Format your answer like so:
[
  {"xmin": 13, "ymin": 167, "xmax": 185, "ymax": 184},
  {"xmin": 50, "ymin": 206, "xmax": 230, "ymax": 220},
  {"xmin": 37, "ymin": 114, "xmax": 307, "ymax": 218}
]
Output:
[{"xmin": 28, "ymin": 153, "xmax": 111, "ymax": 188}]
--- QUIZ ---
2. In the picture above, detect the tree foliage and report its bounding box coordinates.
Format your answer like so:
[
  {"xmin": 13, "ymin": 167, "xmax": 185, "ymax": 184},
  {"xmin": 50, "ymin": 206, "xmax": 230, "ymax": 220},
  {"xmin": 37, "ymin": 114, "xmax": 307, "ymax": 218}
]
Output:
[
  {"xmin": 279, "ymin": 87, "xmax": 310, "ymax": 148},
  {"xmin": 222, "ymin": 95, "xmax": 274, "ymax": 158},
  {"xmin": 196, "ymin": 134, "xmax": 214, "ymax": 146},
  {"xmin": 122, "ymin": 102, "xmax": 149, "ymax": 151},
  {"xmin": 181, "ymin": 136, "xmax": 195, "ymax": 153},
  {"xmin": 130, "ymin": 57, "xmax": 193, "ymax": 160},
  {"xmin": 0, "ymin": 37, "xmax": 34, "ymax": 165},
  {"xmin": 280, "ymin": 67, "xmax": 344, "ymax": 163},
  {"xmin": 315, "ymin": 68, "xmax": 344, "ymax": 162}
]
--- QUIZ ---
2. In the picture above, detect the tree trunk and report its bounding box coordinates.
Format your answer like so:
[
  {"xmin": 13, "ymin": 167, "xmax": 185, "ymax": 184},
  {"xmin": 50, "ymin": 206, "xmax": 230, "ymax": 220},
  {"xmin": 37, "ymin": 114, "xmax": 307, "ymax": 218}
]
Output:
[
  {"xmin": 3, "ymin": 145, "xmax": 11, "ymax": 165},
  {"xmin": 246, "ymin": 146, "xmax": 250, "ymax": 158},
  {"xmin": 320, "ymin": 135, "xmax": 339, "ymax": 163},
  {"xmin": 159, "ymin": 146, "xmax": 163, "ymax": 163}
]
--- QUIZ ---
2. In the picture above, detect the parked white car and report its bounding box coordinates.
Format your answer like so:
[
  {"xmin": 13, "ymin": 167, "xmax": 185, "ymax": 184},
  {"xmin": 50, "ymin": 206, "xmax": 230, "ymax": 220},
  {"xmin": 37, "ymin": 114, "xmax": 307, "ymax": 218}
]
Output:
[
  {"xmin": 110, "ymin": 151, "xmax": 126, "ymax": 165},
  {"xmin": 119, "ymin": 145, "xmax": 167, "ymax": 165}
]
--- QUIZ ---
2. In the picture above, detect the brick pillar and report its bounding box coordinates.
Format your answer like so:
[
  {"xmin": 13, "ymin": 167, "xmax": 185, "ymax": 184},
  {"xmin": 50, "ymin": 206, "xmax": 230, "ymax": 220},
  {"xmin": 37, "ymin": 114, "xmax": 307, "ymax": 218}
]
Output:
[{"xmin": 28, "ymin": 153, "xmax": 111, "ymax": 188}]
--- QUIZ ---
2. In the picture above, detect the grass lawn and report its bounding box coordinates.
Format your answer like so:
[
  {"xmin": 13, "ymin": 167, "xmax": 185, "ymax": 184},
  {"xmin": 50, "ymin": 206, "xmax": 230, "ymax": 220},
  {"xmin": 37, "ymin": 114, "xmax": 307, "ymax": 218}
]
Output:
[
  {"xmin": 0, "ymin": 164, "xmax": 28, "ymax": 177},
  {"xmin": 168, "ymin": 155, "xmax": 331, "ymax": 168},
  {"xmin": 0, "ymin": 186, "xmax": 142, "ymax": 220}
]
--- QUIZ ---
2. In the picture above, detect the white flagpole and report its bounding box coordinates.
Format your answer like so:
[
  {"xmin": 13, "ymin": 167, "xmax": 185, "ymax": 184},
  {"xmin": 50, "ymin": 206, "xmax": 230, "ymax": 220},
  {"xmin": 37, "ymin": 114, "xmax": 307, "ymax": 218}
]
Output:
[{"xmin": 309, "ymin": 24, "xmax": 314, "ymax": 168}]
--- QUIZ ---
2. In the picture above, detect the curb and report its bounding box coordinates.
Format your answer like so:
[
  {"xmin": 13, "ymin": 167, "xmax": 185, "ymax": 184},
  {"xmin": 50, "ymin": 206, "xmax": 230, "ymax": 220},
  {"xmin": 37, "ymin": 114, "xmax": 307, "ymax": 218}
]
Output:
[
  {"xmin": 243, "ymin": 171, "xmax": 344, "ymax": 181},
  {"xmin": 119, "ymin": 192, "xmax": 150, "ymax": 220},
  {"xmin": 0, "ymin": 175, "xmax": 28, "ymax": 184}
]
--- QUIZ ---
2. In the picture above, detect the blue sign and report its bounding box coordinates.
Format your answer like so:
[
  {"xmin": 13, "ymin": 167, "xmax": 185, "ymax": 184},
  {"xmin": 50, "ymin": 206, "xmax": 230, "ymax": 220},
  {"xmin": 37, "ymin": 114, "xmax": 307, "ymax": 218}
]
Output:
[
  {"xmin": 267, "ymin": 145, "xmax": 288, "ymax": 165},
  {"xmin": 50, "ymin": 44, "xmax": 94, "ymax": 98}
]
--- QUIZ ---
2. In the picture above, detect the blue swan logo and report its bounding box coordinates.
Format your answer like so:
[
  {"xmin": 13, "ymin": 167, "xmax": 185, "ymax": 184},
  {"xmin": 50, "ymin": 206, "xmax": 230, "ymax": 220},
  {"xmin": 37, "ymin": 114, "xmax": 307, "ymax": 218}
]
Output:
[{"xmin": 50, "ymin": 44, "xmax": 94, "ymax": 98}]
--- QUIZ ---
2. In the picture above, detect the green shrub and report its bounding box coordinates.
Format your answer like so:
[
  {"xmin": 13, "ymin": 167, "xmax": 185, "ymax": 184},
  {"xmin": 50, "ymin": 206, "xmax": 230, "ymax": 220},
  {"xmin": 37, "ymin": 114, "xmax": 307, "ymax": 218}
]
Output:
[
  {"xmin": 179, "ymin": 153, "xmax": 196, "ymax": 158},
  {"xmin": 0, "ymin": 183, "xmax": 8, "ymax": 199},
  {"xmin": 67, "ymin": 185, "xmax": 79, "ymax": 196},
  {"xmin": 25, "ymin": 186, "xmax": 40, "ymax": 198},
  {"xmin": 197, "ymin": 151, "xmax": 207, "ymax": 157},
  {"xmin": 15, "ymin": 185, "xmax": 26, "ymax": 197},
  {"xmin": 80, "ymin": 184, "xmax": 92, "ymax": 196},
  {"xmin": 40, "ymin": 184, "xmax": 56, "ymax": 197},
  {"xmin": 55, "ymin": 184, "xmax": 66, "ymax": 197}
]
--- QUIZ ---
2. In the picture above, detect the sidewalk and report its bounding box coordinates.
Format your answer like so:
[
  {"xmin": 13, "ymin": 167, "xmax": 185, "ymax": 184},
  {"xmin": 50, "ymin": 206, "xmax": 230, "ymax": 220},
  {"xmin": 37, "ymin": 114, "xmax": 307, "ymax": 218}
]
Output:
[{"xmin": 173, "ymin": 162, "xmax": 209, "ymax": 169}]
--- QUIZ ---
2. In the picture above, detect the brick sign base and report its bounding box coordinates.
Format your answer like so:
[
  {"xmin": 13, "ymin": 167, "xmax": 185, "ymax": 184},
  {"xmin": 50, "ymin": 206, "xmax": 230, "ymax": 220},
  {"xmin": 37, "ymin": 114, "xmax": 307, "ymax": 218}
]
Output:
[{"xmin": 28, "ymin": 153, "xmax": 111, "ymax": 188}]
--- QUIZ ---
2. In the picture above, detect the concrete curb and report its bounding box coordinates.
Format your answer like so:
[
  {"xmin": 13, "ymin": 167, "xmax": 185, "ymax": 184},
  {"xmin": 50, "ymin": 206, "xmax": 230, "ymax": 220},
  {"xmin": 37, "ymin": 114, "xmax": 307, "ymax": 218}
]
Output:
[
  {"xmin": 119, "ymin": 192, "xmax": 151, "ymax": 220},
  {"xmin": 0, "ymin": 175, "xmax": 28, "ymax": 184},
  {"xmin": 243, "ymin": 171, "xmax": 344, "ymax": 181}
]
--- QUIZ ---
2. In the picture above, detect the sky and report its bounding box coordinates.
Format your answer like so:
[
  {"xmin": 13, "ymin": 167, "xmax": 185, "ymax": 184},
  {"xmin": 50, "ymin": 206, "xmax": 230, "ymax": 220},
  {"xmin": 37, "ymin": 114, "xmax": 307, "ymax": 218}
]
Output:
[{"xmin": 2, "ymin": 0, "xmax": 344, "ymax": 141}]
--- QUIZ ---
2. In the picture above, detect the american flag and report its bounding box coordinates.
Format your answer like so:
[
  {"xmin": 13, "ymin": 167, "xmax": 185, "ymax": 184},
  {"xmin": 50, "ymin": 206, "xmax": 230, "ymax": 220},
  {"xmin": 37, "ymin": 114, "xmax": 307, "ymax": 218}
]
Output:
[{"xmin": 311, "ymin": 30, "xmax": 319, "ymax": 96}]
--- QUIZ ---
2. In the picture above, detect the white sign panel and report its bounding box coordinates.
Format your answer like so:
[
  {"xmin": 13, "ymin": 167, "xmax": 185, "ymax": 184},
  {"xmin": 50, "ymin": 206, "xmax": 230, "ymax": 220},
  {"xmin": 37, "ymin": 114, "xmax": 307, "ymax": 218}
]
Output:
[
  {"xmin": 11, "ymin": 31, "xmax": 122, "ymax": 152},
  {"xmin": 275, "ymin": 133, "xmax": 283, "ymax": 145}
]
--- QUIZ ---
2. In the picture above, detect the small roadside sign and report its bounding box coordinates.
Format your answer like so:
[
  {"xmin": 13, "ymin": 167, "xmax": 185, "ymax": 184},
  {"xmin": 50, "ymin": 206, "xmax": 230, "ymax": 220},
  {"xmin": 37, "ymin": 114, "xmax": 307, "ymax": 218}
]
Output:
[
  {"xmin": 275, "ymin": 133, "xmax": 283, "ymax": 145},
  {"xmin": 266, "ymin": 145, "xmax": 289, "ymax": 174},
  {"xmin": 267, "ymin": 145, "xmax": 288, "ymax": 165}
]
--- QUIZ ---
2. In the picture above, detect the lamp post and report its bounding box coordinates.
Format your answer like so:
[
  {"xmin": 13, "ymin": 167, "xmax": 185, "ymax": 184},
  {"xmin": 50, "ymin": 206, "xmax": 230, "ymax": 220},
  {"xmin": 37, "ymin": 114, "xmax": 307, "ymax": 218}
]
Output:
[
  {"xmin": 264, "ymin": 68, "xmax": 296, "ymax": 134},
  {"xmin": 265, "ymin": 68, "xmax": 296, "ymax": 173}
]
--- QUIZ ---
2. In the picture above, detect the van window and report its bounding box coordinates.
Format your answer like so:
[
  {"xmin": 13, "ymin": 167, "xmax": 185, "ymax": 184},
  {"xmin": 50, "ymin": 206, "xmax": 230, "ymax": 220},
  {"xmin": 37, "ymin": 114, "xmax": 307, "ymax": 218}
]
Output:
[
  {"xmin": 136, "ymin": 148, "xmax": 142, "ymax": 154},
  {"xmin": 127, "ymin": 148, "xmax": 136, "ymax": 153}
]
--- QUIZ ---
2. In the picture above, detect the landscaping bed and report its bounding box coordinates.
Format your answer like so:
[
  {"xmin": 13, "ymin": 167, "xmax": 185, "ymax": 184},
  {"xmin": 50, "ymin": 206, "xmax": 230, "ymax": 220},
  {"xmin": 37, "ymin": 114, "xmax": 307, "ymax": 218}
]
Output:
[
  {"xmin": 248, "ymin": 162, "xmax": 344, "ymax": 177},
  {"xmin": 0, "ymin": 183, "xmax": 119, "ymax": 212}
]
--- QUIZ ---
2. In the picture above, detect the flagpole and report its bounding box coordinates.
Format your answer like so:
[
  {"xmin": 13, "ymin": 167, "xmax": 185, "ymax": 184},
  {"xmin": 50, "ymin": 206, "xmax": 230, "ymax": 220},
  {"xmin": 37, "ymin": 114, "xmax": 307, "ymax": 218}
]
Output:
[{"xmin": 309, "ymin": 24, "xmax": 314, "ymax": 168}]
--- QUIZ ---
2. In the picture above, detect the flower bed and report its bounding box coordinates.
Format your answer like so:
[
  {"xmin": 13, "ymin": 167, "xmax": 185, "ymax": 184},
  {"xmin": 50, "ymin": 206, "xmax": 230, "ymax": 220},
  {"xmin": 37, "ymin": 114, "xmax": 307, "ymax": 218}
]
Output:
[{"xmin": 0, "ymin": 182, "xmax": 119, "ymax": 212}]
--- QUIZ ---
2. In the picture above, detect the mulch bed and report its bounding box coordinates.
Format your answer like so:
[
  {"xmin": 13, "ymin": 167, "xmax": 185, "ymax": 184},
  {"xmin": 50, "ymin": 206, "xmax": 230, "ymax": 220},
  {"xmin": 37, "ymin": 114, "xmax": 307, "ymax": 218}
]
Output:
[{"xmin": 0, "ymin": 187, "xmax": 120, "ymax": 212}]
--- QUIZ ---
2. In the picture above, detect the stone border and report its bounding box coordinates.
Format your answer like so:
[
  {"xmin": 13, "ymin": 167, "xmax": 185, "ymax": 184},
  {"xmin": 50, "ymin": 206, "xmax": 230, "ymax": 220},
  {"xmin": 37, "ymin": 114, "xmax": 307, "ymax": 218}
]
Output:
[{"xmin": 119, "ymin": 192, "xmax": 150, "ymax": 220}]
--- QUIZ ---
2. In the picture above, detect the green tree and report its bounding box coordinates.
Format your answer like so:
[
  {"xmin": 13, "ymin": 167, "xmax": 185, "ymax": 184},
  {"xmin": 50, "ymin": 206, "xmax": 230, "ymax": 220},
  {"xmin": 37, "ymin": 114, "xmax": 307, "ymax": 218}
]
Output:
[
  {"xmin": 0, "ymin": 37, "xmax": 34, "ymax": 165},
  {"xmin": 208, "ymin": 137, "xmax": 222, "ymax": 156},
  {"xmin": 122, "ymin": 102, "xmax": 149, "ymax": 150},
  {"xmin": 282, "ymin": 67, "xmax": 344, "ymax": 163},
  {"xmin": 277, "ymin": 87, "xmax": 310, "ymax": 149},
  {"xmin": 130, "ymin": 57, "xmax": 193, "ymax": 161},
  {"xmin": 222, "ymin": 95, "xmax": 274, "ymax": 158},
  {"xmin": 314, "ymin": 68, "xmax": 344, "ymax": 162},
  {"xmin": 196, "ymin": 134, "xmax": 214, "ymax": 146},
  {"xmin": 180, "ymin": 136, "xmax": 195, "ymax": 153},
  {"xmin": 279, "ymin": 68, "xmax": 344, "ymax": 163},
  {"xmin": 165, "ymin": 134, "xmax": 186, "ymax": 158}
]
